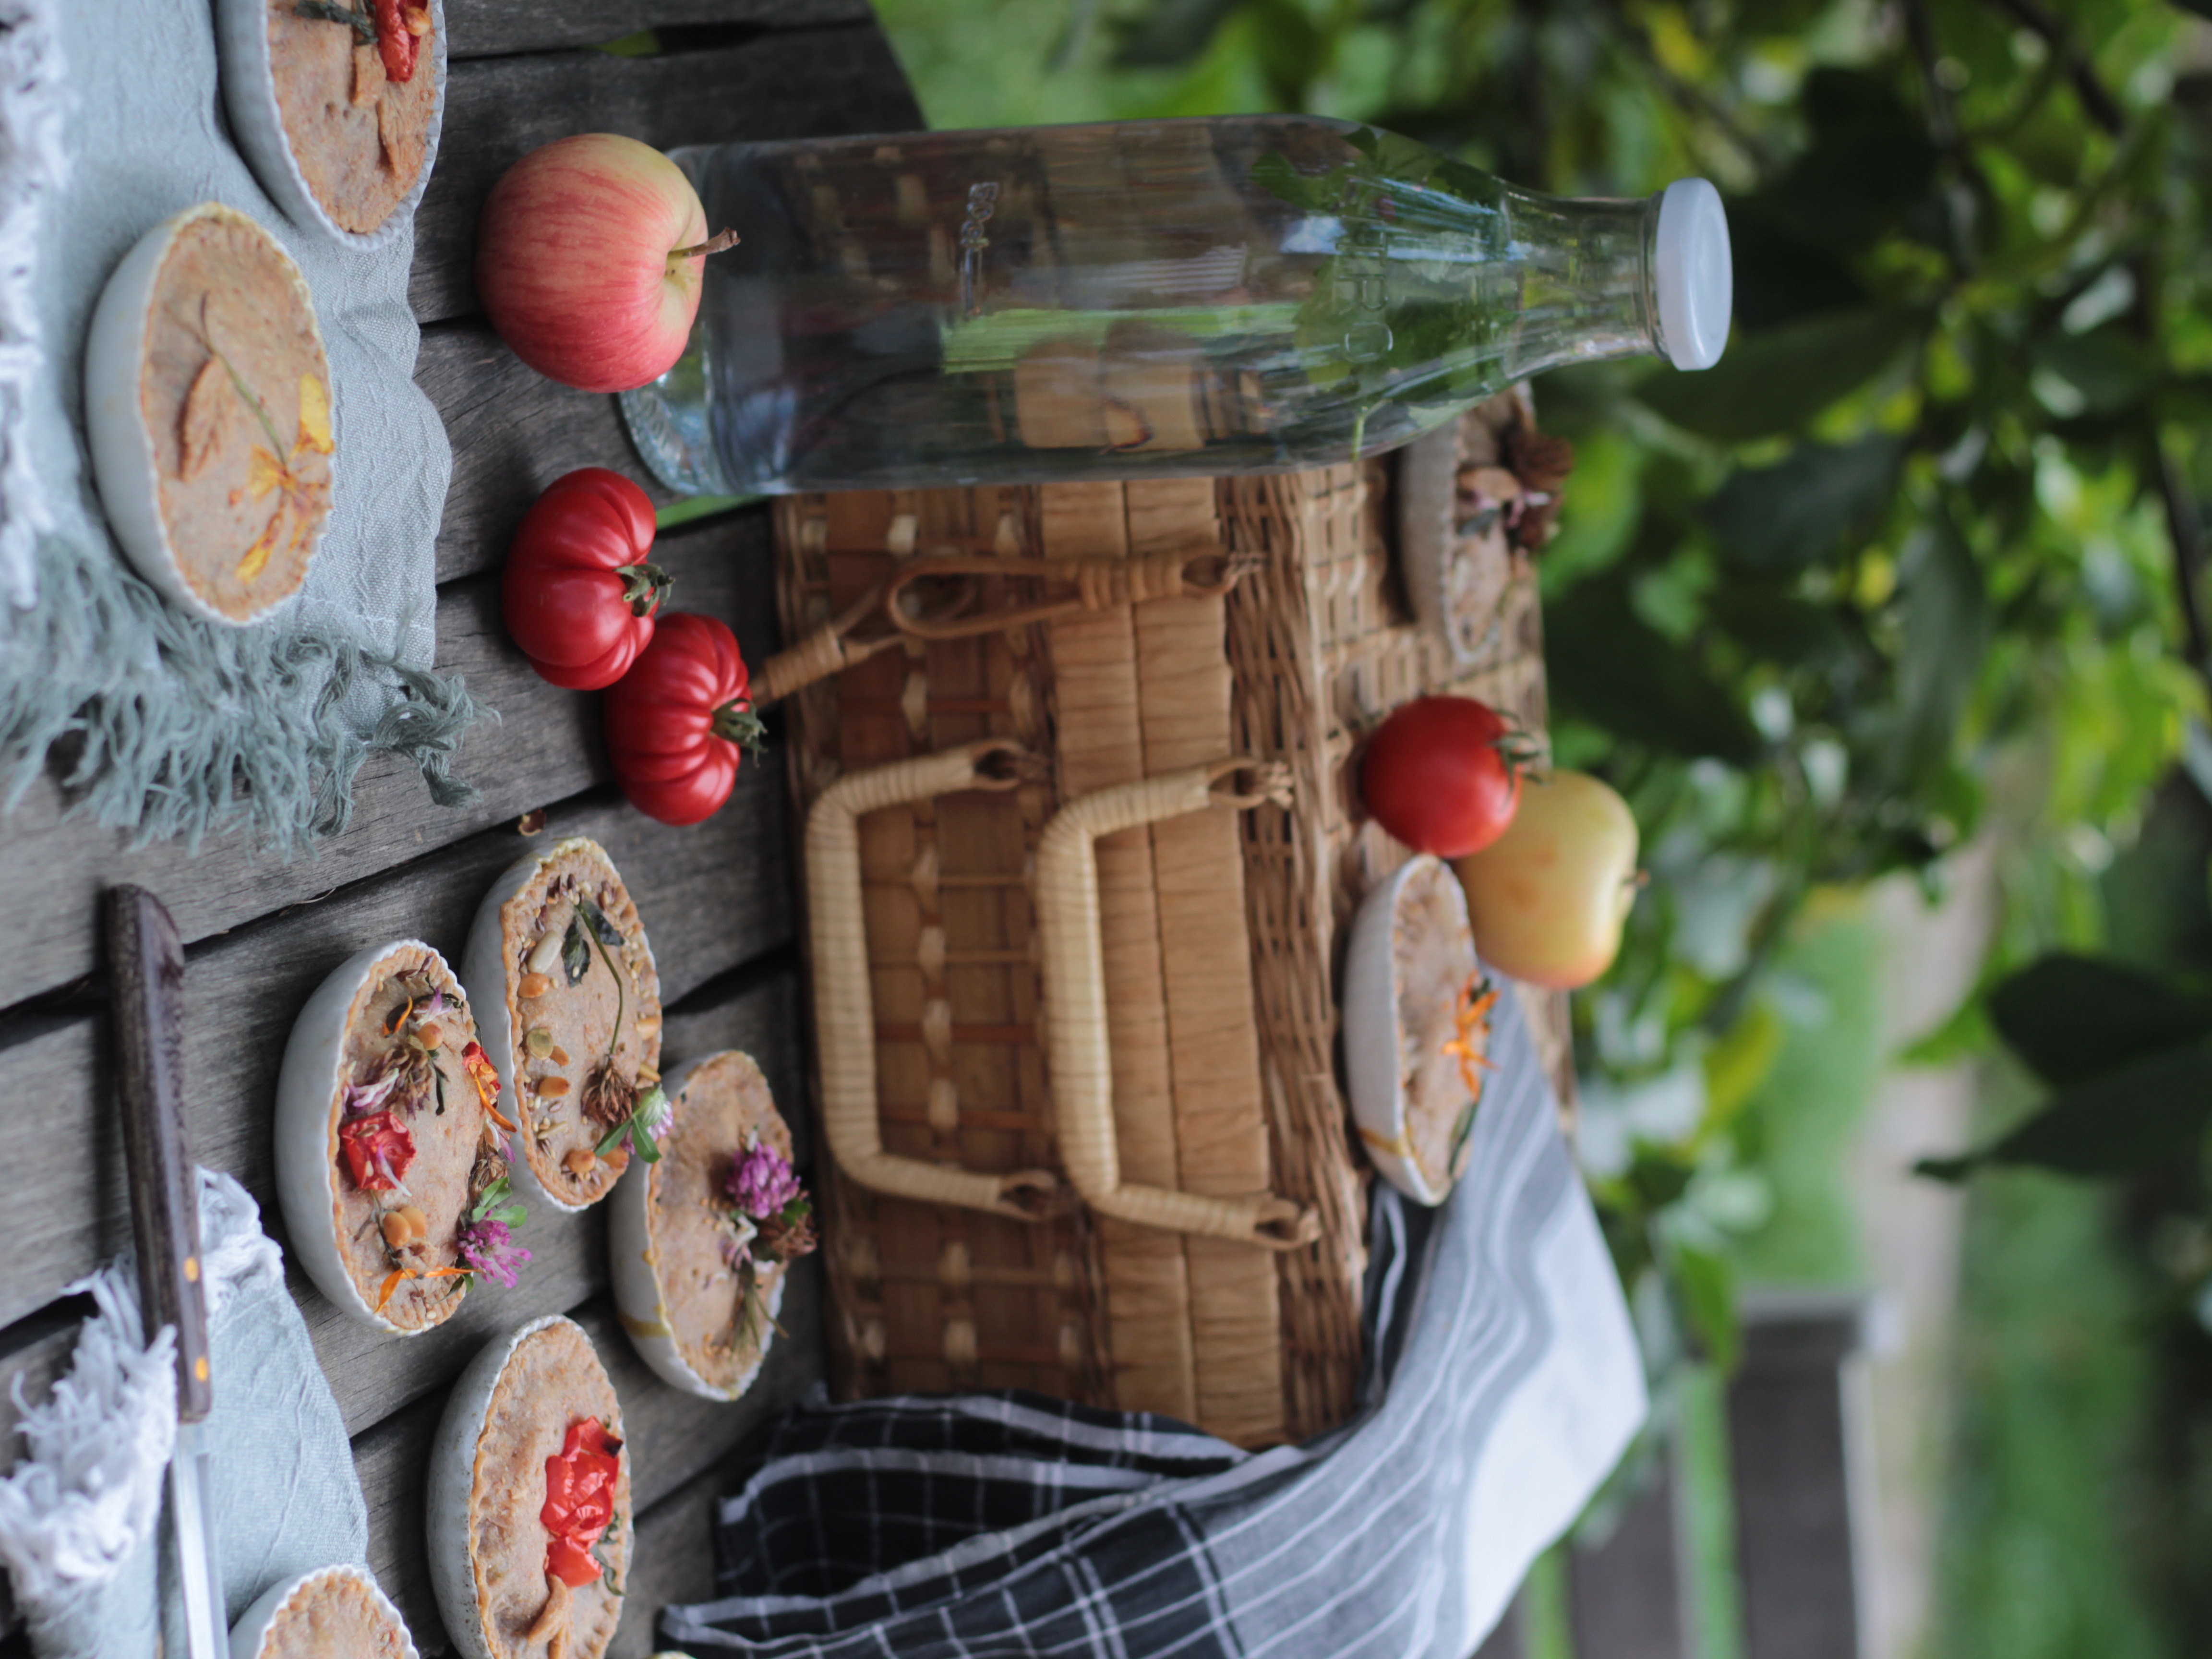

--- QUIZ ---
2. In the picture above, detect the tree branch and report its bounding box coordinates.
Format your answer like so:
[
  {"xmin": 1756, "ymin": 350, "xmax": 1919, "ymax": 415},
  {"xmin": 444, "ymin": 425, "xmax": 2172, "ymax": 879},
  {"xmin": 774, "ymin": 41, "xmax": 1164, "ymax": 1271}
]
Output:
[{"xmin": 1980, "ymin": 0, "xmax": 2126, "ymax": 135}]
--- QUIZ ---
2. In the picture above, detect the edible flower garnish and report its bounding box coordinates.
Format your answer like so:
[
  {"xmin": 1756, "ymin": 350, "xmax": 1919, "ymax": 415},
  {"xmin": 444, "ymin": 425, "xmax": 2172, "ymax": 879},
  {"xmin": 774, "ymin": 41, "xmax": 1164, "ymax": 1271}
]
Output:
[
  {"xmin": 342, "ymin": 1051, "xmax": 404, "ymax": 1116},
  {"xmin": 456, "ymin": 1174, "xmax": 531, "ymax": 1288},
  {"xmin": 339, "ymin": 1110, "xmax": 414, "ymax": 1192},
  {"xmin": 373, "ymin": 1262, "xmax": 467, "ymax": 1312},
  {"xmin": 726, "ymin": 1135, "xmax": 816, "ymax": 1263},
  {"xmin": 461, "ymin": 1039, "xmax": 515, "ymax": 1130},
  {"xmin": 542, "ymin": 1419, "xmax": 623, "ymax": 1588},
  {"xmin": 593, "ymin": 1083, "xmax": 670, "ymax": 1166},
  {"xmin": 1440, "ymin": 973, "xmax": 1498, "ymax": 1100}
]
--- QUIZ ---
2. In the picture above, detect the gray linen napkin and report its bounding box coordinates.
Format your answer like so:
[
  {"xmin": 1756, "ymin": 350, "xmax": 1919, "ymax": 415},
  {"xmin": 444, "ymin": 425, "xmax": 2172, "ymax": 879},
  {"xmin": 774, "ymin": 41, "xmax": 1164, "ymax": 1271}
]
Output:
[{"xmin": 0, "ymin": 1169, "xmax": 370, "ymax": 1659}]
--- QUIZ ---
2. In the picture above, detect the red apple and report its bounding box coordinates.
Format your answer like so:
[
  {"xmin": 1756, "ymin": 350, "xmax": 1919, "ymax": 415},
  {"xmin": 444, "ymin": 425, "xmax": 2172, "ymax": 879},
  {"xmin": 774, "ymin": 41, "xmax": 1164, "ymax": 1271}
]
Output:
[{"xmin": 475, "ymin": 133, "xmax": 730, "ymax": 395}]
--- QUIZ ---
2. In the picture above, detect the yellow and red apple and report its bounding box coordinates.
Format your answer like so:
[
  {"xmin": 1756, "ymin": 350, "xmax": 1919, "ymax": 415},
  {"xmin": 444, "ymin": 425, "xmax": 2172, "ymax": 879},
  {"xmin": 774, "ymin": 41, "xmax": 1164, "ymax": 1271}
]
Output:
[
  {"xmin": 1452, "ymin": 769, "xmax": 1640, "ymax": 989},
  {"xmin": 475, "ymin": 133, "xmax": 724, "ymax": 395}
]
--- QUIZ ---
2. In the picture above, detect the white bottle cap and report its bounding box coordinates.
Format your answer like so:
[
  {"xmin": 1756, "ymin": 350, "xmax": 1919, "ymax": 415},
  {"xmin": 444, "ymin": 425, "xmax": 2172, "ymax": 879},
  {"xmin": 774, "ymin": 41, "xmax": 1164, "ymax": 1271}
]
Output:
[{"xmin": 1654, "ymin": 178, "xmax": 1732, "ymax": 371}]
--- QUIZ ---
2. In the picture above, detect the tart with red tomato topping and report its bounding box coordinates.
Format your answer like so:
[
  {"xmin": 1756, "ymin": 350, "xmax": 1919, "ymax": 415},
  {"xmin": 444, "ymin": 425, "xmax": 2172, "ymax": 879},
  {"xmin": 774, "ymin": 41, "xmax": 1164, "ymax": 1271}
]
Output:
[
  {"xmin": 1344, "ymin": 855, "xmax": 1494, "ymax": 1205},
  {"xmin": 609, "ymin": 1050, "xmax": 816, "ymax": 1401},
  {"xmin": 216, "ymin": 0, "xmax": 446, "ymax": 246},
  {"xmin": 428, "ymin": 1316, "xmax": 630, "ymax": 1659},
  {"xmin": 276, "ymin": 940, "xmax": 529, "ymax": 1334},
  {"xmin": 462, "ymin": 838, "xmax": 663, "ymax": 1214},
  {"xmin": 84, "ymin": 202, "xmax": 332, "ymax": 627}
]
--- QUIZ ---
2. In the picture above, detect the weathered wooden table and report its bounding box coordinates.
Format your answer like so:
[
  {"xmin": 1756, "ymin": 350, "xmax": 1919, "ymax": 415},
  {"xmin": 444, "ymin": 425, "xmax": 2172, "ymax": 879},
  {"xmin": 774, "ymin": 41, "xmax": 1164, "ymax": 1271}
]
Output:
[{"xmin": 0, "ymin": 5, "xmax": 921, "ymax": 1651}]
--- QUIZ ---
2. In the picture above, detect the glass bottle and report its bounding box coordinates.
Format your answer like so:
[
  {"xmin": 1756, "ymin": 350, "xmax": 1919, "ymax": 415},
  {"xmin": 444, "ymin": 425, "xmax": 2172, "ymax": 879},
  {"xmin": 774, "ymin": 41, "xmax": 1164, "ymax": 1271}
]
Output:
[{"xmin": 620, "ymin": 118, "xmax": 1731, "ymax": 497}]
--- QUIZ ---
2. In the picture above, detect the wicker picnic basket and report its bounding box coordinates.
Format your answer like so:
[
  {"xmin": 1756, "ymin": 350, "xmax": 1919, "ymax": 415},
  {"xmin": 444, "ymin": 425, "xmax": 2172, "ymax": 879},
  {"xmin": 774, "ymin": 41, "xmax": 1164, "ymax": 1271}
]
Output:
[{"xmin": 769, "ymin": 390, "xmax": 1573, "ymax": 1448}]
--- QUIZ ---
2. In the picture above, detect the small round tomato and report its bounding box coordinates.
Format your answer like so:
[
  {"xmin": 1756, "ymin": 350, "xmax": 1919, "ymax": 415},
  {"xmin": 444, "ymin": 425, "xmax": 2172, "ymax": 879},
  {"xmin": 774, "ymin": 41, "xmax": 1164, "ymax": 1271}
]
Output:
[
  {"xmin": 601, "ymin": 613, "xmax": 765, "ymax": 826},
  {"xmin": 503, "ymin": 469, "xmax": 670, "ymax": 691},
  {"xmin": 1358, "ymin": 696, "xmax": 1528, "ymax": 858}
]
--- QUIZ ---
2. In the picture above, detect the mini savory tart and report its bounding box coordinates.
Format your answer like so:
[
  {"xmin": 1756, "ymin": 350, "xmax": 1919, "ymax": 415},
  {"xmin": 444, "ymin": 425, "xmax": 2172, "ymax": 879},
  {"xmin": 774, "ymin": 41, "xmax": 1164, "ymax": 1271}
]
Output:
[
  {"xmin": 216, "ymin": 0, "xmax": 447, "ymax": 246},
  {"xmin": 276, "ymin": 940, "xmax": 529, "ymax": 1335},
  {"xmin": 1343, "ymin": 854, "xmax": 1496, "ymax": 1205},
  {"xmin": 429, "ymin": 1317, "xmax": 631, "ymax": 1659},
  {"xmin": 84, "ymin": 202, "xmax": 332, "ymax": 627},
  {"xmin": 463, "ymin": 839, "xmax": 663, "ymax": 1214},
  {"xmin": 228, "ymin": 1563, "xmax": 417, "ymax": 1659},
  {"xmin": 608, "ymin": 1051, "xmax": 816, "ymax": 1401}
]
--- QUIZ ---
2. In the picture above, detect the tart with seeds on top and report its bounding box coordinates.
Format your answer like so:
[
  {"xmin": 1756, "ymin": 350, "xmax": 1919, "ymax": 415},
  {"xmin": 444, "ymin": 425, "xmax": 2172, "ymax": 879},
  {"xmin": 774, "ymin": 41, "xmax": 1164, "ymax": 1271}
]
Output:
[
  {"xmin": 428, "ymin": 1316, "xmax": 630, "ymax": 1659},
  {"xmin": 462, "ymin": 838, "xmax": 663, "ymax": 1213},
  {"xmin": 217, "ymin": 0, "xmax": 447, "ymax": 246},
  {"xmin": 229, "ymin": 1563, "xmax": 418, "ymax": 1659},
  {"xmin": 84, "ymin": 202, "xmax": 333, "ymax": 627},
  {"xmin": 609, "ymin": 1050, "xmax": 816, "ymax": 1401},
  {"xmin": 276, "ymin": 940, "xmax": 529, "ymax": 1335},
  {"xmin": 1343, "ymin": 854, "xmax": 1495, "ymax": 1205}
]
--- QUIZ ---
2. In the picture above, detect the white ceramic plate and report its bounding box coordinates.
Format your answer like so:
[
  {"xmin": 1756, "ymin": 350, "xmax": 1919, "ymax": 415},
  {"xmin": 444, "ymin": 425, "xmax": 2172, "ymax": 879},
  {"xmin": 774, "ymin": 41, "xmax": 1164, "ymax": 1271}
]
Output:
[
  {"xmin": 83, "ymin": 201, "xmax": 327, "ymax": 628},
  {"xmin": 275, "ymin": 939, "xmax": 479, "ymax": 1335},
  {"xmin": 461, "ymin": 838, "xmax": 660, "ymax": 1214},
  {"xmin": 215, "ymin": 0, "xmax": 448, "ymax": 251},
  {"xmin": 1342, "ymin": 854, "xmax": 1482, "ymax": 1206},
  {"xmin": 229, "ymin": 1562, "xmax": 417, "ymax": 1659},
  {"xmin": 607, "ymin": 1052, "xmax": 790, "ymax": 1402}
]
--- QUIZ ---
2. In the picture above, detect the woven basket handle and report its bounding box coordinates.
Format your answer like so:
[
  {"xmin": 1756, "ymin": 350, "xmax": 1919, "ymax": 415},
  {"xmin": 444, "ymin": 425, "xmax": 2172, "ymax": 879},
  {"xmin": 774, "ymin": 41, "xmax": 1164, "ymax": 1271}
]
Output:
[
  {"xmin": 1036, "ymin": 757, "xmax": 1324, "ymax": 1252},
  {"xmin": 806, "ymin": 739, "xmax": 1063, "ymax": 1221}
]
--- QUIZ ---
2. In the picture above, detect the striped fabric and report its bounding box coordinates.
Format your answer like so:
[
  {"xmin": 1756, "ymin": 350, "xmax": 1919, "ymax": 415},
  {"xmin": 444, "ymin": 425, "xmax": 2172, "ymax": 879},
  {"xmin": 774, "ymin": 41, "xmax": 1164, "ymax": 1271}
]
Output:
[{"xmin": 663, "ymin": 987, "xmax": 1645, "ymax": 1658}]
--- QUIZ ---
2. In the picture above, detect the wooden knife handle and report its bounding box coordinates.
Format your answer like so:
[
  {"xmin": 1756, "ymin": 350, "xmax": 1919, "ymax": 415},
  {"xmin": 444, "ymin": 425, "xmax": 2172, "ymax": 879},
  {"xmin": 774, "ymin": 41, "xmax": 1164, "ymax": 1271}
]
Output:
[{"xmin": 106, "ymin": 885, "xmax": 212, "ymax": 1424}]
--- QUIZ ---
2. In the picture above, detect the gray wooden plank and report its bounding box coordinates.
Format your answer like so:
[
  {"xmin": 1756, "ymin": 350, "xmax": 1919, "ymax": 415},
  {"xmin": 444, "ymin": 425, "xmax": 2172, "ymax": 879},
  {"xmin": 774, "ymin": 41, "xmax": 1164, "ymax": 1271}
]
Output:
[
  {"xmin": 447, "ymin": 0, "xmax": 876, "ymax": 60},
  {"xmin": 358, "ymin": 1277, "xmax": 822, "ymax": 1654},
  {"xmin": 1569, "ymin": 1462, "xmax": 1688, "ymax": 1659},
  {"xmin": 0, "ymin": 743, "xmax": 793, "ymax": 1335},
  {"xmin": 421, "ymin": 321, "xmax": 679, "ymax": 585},
  {"xmin": 607, "ymin": 1463, "xmax": 724, "ymax": 1659},
  {"xmin": 1728, "ymin": 1300, "xmax": 1868, "ymax": 1659},
  {"xmin": 0, "ymin": 508, "xmax": 778, "ymax": 1019},
  {"xmin": 413, "ymin": 26, "xmax": 923, "ymax": 325}
]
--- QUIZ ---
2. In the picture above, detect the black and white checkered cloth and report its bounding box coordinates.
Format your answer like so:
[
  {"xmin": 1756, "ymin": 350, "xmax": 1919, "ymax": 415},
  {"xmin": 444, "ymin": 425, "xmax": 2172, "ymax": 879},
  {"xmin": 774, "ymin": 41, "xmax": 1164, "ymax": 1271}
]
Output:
[{"xmin": 662, "ymin": 986, "xmax": 1644, "ymax": 1658}]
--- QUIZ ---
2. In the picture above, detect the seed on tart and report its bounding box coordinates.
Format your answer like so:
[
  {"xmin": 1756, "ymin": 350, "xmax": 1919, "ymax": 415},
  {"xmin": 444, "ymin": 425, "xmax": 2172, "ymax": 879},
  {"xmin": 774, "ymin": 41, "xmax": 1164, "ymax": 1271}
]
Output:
[
  {"xmin": 609, "ymin": 1050, "xmax": 816, "ymax": 1401},
  {"xmin": 221, "ymin": 0, "xmax": 446, "ymax": 243},
  {"xmin": 463, "ymin": 838, "xmax": 663, "ymax": 1213},
  {"xmin": 276, "ymin": 940, "xmax": 528, "ymax": 1334},
  {"xmin": 429, "ymin": 1317, "xmax": 630, "ymax": 1659},
  {"xmin": 1343, "ymin": 854, "xmax": 1492, "ymax": 1205},
  {"xmin": 84, "ymin": 202, "xmax": 332, "ymax": 627},
  {"xmin": 231, "ymin": 1563, "xmax": 418, "ymax": 1659}
]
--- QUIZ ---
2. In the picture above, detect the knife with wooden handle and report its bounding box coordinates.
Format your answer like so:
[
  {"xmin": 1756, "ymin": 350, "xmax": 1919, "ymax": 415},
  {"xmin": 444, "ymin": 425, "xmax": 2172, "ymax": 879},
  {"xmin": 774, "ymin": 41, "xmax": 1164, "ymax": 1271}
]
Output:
[{"xmin": 107, "ymin": 885, "xmax": 226, "ymax": 1659}]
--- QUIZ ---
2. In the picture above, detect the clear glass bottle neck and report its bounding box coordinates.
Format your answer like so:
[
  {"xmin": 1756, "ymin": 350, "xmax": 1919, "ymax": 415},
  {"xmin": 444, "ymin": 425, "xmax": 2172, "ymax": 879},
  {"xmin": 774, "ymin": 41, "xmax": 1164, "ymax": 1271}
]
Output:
[{"xmin": 1491, "ymin": 186, "xmax": 1665, "ymax": 380}]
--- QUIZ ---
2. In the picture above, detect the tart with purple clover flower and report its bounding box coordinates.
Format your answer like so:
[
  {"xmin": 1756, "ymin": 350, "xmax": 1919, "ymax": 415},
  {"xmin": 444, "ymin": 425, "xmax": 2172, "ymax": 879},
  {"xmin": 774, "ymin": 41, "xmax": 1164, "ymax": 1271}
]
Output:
[
  {"xmin": 462, "ymin": 838, "xmax": 662, "ymax": 1214},
  {"xmin": 608, "ymin": 1051, "xmax": 814, "ymax": 1401},
  {"xmin": 276, "ymin": 940, "xmax": 530, "ymax": 1334}
]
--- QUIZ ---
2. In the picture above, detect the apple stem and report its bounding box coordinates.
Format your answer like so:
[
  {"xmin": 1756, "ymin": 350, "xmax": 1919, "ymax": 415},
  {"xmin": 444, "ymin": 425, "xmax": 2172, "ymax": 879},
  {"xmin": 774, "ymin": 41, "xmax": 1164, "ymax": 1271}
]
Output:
[{"xmin": 669, "ymin": 228, "xmax": 741, "ymax": 264}]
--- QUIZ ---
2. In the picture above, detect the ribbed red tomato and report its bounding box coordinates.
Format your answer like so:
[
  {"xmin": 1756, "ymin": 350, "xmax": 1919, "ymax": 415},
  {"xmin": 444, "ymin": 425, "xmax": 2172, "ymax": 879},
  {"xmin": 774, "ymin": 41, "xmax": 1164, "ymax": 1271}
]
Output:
[
  {"xmin": 503, "ymin": 469, "xmax": 670, "ymax": 690},
  {"xmin": 1359, "ymin": 695, "xmax": 1528, "ymax": 857},
  {"xmin": 601, "ymin": 613, "xmax": 764, "ymax": 826}
]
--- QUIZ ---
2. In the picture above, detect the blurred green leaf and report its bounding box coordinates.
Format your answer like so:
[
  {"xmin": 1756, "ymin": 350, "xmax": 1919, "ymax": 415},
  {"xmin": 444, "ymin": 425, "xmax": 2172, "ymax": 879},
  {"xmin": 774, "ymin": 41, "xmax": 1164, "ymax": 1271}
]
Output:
[
  {"xmin": 1918, "ymin": 1041, "xmax": 2212, "ymax": 1181},
  {"xmin": 2030, "ymin": 329, "xmax": 2161, "ymax": 417},
  {"xmin": 1107, "ymin": 0, "xmax": 1238, "ymax": 67},
  {"xmin": 1706, "ymin": 435, "xmax": 1908, "ymax": 572},
  {"xmin": 1988, "ymin": 954, "xmax": 2212, "ymax": 1086},
  {"xmin": 1890, "ymin": 519, "xmax": 1993, "ymax": 781},
  {"xmin": 1638, "ymin": 309, "xmax": 1922, "ymax": 443},
  {"xmin": 1546, "ymin": 574, "xmax": 1765, "ymax": 765},
  {"xmin": 1671, "ymin": 1242, "xmax": 1743, "ymax": 1373}
]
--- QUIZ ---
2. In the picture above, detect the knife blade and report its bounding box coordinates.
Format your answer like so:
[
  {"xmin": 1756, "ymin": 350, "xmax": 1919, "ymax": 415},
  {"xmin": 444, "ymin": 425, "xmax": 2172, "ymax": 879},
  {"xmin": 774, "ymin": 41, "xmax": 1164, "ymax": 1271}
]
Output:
[{"xmin": 107, "ymin": 885, "xmax": 227, "ymax": 1659}]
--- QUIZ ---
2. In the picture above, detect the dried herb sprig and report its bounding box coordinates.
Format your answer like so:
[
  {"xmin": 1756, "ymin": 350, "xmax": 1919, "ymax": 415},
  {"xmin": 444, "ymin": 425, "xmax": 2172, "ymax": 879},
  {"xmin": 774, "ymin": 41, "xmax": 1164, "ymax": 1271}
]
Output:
[{"xmin": 294, "ymin": 0, "xmax": 376, "ymax": 44}]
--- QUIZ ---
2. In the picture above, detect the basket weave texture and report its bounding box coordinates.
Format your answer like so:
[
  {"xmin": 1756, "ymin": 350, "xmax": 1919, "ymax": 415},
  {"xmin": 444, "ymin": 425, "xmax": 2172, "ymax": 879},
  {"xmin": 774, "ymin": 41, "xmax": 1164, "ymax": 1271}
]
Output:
[{"xmin": 773, "ymin": 391, "xmax": 1571, "ymax": 1449}]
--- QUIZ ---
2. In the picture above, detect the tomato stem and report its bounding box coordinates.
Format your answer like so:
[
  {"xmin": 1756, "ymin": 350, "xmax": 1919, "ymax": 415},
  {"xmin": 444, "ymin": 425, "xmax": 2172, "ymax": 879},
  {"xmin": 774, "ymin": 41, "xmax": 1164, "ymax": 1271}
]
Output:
[
  {"xmin": 616, "ymin": 561, "xmax": 673, "ymax": 617},
  {"xmin": 711, "ymin": 697, "xmax": 767, "ymax": 755}
]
